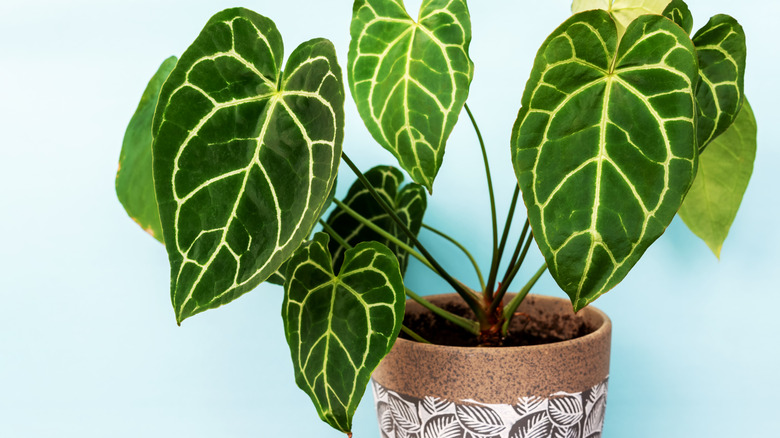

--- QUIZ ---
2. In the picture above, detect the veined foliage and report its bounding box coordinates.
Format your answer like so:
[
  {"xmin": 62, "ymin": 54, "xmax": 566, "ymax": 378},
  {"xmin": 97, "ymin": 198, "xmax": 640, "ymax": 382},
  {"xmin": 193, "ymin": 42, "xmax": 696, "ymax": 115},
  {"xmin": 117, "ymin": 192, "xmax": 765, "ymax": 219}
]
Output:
[
  {"xmin": 283, "ymin": 233, "xmax": 405, "ymax": 433},
  {"xmin": 152, "ymin": 8, "xmax": 344, "ymax": 323},
  {"xmin": 512, "ymin": 11, "xmax": 698, "ymax": 309},
  {"xmin": 348, "ymin": 0, "xmax": 474, "ymax": 192}
]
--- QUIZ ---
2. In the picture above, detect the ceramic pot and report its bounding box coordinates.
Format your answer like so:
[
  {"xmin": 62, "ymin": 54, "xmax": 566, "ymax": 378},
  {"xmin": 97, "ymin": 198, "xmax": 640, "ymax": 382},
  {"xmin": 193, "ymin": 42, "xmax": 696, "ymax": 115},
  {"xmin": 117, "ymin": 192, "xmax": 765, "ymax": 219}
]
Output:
[{"xmin": 371, "ymin": 294, "xmax": 611, "ymax": 438}]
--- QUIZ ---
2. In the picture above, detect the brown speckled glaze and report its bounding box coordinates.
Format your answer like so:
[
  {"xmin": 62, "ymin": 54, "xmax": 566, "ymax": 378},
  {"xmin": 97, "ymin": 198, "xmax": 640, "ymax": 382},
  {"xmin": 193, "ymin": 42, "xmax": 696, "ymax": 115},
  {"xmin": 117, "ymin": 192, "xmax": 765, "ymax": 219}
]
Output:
[{"xmin": 372, "ymin": 294, "xmax": 611, "ymax": 404}]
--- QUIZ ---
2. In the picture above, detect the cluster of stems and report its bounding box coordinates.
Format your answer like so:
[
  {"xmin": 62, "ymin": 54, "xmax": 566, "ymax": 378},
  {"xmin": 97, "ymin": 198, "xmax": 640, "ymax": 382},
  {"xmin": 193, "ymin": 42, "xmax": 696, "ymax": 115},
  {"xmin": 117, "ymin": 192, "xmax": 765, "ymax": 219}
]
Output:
[{"xmin": 324, "ymin": 103, "xmax": 547, "ymax": 346}]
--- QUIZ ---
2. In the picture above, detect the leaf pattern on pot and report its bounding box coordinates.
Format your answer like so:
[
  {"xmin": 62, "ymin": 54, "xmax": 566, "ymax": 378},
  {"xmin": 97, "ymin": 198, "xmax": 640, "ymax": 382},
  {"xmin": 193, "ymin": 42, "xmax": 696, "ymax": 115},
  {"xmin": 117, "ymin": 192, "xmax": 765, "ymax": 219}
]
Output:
[
  {"xmin": 508, "ymin": 412, "xmax": 552, "ymax": 438},
  {"xmin": 582, "ymin": 395, "xmax": 606, "ymax": 438},
  {"xmin": 372, "ymin": 377, "xmax": 607, "ymax": 438},
  {"xmin": 456, "ymin": 404, "xmax": 506, "ymax": 436},
  {"xmin": 513, "ymin": 396, "xmax": 547, "ymax": 417},
  {"xmin": 390, "ymin": 393, "xmax": 423, "ymax": 433},
  {"xmin": 423, "ymin": 396, "xmax": 454, "ymax": 416},
  {"xmin": 585, "ymin": 381, "xmax": 607, "ymax": 407},
  {"xmin": 551, "ymin": 424, "xmax": 580, "ymax": 438},
  {"xmin": 423, "ymin": 414, "xmax": 464, "ymax": 438},
  {"xmin": 377, "ymin": 401, "xmax": 395, "ymax": 436},
  {"xmin": 375, "ymin": 380, "xmax": 389, "ymax": 399},
  {"xmin": 547, "ymin": 395, "xmax": 583, "ymax": 427}
]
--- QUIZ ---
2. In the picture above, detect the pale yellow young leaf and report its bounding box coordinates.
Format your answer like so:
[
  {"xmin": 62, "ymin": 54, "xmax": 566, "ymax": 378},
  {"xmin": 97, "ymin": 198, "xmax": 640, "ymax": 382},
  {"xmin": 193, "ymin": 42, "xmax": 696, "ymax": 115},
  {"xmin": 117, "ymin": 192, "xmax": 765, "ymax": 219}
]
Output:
[{"xmin": 572, "ymin": 0, "xmax": 672, "ymax": 37}]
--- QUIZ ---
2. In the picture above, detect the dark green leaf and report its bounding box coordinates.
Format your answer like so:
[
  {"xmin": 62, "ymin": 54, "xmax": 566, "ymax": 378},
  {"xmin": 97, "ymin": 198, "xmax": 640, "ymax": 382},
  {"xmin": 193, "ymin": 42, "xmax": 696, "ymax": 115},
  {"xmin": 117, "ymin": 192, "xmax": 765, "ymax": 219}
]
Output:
[
  {"xmin": 326, "ymin": 165, "xmax": 426, "ymax": 275},
  {"xmin": 116, "ymin": 56, "xmax": 177, "ymax": 243},
  {"xmin": 152, "ymin": 8, "xmax": 344, "ymax": 323},
  {"xmin": 678, "ymin": 99, "xmax": 756, "ymax": 257},
  {"xmin": 663, "ymin": 0, "xmax": 693, "ymax": 35},
  {"xmin": 348, "ymin": 0, "xmax": 474, "ymax": 192},
  {"xmin": 512, "ymin": 11, "xmax": 698, "ymax": 310},
  {"xmin": 267, "ymin": 182, "xmax": 339, "ymax": 286},
  {"xmin": 283, "ymin": 233, "xmax": 405, "ymax": 434},
  {"xmin": 693, "ymin": 14, "xmax": 747, "ymax": 151}
]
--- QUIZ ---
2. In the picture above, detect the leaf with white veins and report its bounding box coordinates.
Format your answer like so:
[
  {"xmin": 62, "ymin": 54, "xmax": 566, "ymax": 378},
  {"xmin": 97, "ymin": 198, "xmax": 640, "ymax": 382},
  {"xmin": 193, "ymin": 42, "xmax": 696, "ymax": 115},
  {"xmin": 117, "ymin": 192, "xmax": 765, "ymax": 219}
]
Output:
[
  {"xmin": 512, "ymin": 11, "xmax": 698, "ymax": 310},
  {"xmin": 266, "ymin": 181, "xmax": 338, "ymax": 286},
  {"xmin": 348, "ymin": 0, "xmax": 474, "ymax": 192},
  {"xmin": 283, "ymin": 233, "xmax": 405, "ymax": 434},
  {"xmin": 152, "ymin": 8, "xmax": 344, "ymax": 323},
  {"xmin": 693, "ymin": 14, "xmax": 747, "ymax": 151}
]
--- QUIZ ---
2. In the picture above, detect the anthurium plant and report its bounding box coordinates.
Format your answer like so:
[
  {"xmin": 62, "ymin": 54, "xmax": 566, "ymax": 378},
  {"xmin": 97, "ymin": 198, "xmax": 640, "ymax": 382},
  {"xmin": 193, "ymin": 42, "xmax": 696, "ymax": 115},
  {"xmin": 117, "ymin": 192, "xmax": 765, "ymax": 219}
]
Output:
[{"xmin": 116, "ymin": 0, "xmax": 755, "ymax": 435}]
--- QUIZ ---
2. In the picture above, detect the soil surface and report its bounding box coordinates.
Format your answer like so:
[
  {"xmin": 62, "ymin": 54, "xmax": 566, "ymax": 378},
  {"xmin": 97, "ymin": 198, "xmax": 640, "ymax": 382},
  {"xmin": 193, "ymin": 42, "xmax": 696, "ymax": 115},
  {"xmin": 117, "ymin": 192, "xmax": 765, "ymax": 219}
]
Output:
[{"xmin": 400, "ymin": 299, "xmax": 596, "ymax": 347}]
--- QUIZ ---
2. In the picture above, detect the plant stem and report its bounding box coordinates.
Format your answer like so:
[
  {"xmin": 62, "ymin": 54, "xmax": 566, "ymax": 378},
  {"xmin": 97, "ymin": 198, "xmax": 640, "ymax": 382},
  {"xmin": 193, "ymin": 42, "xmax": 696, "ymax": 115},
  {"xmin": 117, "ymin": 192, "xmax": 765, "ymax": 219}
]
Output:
[
  {"xmin": 405, "ymin": 288, "xmax": 480, "ymax": 335},
  {"xmin": 492, "ymin": 226, "xmax": 536, "ymax": 311},
  {"xmin": 332, "ymin": 199, "xmax": 434, "ymax": 272},
  {"xmin": 401, "ymin": 325, "xmax": 431, "ymax": 344},
  {"xmin": 340, "ymin": 152, "xmax": 485, "ymax": 321},
  {"xmin": 501, "ymin": 263, "xmax": 547, "ymax": 336},
  {"xmin": 464, "ymin": 103, "xmax": 498, "ymax": 300},
  {"xmin": 422, "ymin": 223, "xmax": 486, "ymax": 291},
  {"xmin": 504, "ymin": 219, "xmax": 530, "ymax": 280},
  {"xmin": 486, "ymin": 185, "xmax": 521, "ymax": 298}
]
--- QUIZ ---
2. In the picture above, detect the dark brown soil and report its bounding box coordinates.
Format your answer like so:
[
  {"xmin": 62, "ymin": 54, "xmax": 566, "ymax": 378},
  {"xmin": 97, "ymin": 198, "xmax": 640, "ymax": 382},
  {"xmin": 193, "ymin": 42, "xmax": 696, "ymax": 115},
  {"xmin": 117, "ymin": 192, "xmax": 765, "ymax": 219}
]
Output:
[{"xmin": 400, "ymin": 299, "xmax": 595, "ymax": 347}]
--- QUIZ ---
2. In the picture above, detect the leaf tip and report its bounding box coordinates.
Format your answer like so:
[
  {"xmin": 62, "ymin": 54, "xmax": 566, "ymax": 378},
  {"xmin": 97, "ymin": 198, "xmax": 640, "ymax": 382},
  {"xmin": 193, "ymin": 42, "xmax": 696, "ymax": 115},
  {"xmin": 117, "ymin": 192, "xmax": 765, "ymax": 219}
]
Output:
[{"xmin": 710, "ymin": 245, "xmax": 723, "ymax": 260}]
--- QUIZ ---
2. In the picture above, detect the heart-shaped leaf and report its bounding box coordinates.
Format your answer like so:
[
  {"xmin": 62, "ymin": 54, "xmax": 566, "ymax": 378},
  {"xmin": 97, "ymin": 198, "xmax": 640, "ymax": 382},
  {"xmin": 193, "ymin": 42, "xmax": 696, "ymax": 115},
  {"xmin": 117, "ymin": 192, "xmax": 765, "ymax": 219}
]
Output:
[
  {"xmin": 348, "ymin": 0, "xmax": 474, "ymax": 192},
  {"xmin": 512, "ymin": 11, "xmax": 698, "ymax": 310},
  {"xmin": 152, "ymin": 8, "xmax": 344, "ymax": 323},
  {"xmin": 326, "ymin": 165, "xmax": 426, "ymax": 275},
  {"xmin": 692, "ymin": 14, "xmax": 746, "ymax": 151},
  {"xmin": 571, "ymin": 0, "xmax": 672, "ymax": 38},
  {"xmin": 282, "ymin": 233, "xmax": 405, "ymax": 434},
  {"xmin": 662, "ymin": 0, "xmax": 693, "ymax": 35},
  {"xmin": 116, "ymin": 56, "xmax": 177, "ymax": 243},
  {"xmin": 678, "ymin": 99, "xmax": 756, "ymax": 257}
]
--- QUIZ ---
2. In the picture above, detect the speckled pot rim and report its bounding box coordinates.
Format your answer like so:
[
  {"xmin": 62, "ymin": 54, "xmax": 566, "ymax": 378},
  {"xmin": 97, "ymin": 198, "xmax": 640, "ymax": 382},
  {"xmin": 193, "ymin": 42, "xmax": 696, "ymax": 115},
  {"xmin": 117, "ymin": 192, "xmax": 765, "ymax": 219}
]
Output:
[{"xmin": 372, "ymin": 294, "xmax": 612, "ymax": 404}]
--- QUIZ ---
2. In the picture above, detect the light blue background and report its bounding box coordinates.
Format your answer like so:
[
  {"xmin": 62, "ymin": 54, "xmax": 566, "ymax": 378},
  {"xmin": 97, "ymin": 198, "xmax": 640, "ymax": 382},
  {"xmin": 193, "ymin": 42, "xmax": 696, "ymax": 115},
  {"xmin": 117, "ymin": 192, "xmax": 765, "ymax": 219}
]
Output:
[{"xmin": 1, "ymin": 1, "xmax": 777, "ymax": 436}]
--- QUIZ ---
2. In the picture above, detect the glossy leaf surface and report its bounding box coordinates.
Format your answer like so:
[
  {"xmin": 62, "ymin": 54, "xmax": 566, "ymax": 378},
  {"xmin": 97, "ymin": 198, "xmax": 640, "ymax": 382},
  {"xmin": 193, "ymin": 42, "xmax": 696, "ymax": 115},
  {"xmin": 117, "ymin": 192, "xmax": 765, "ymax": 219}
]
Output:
[
  {"xmin": 348, "ymin": 0, "xmax": 474, "ymax": 192},
  {"xmin": 152, "ymin": 8, "xmax": 344, "ymax": 323},
  {"xmin": 266, "ymin": 182, "xmax": 338, "ymax": 286},
  {"xmin": 116, "ymin": 56, "xmax": 177, "ymax": 243},
  {"xmin": 572, "ymin": 0, "xmax": 671, "ymax": 37},
  {"xmin": 662, "ymin": 0, "xmax": 693, "ymax": 35},
  {"xmin": 283, "ymin": 233, "xmax": 404, "ymax": 433},
  {"xmin": 326, "ymin": 165, "xmax": 426, "ymax": 275},
  {"xmin": 513, "ymin": 11, "xmax": 698, "ymax": 309},
  {"xmin": 679, "ymin": 100, "xmax": 756, "ymax": 257},
  {"xmin": 693, "ymin": 14, "xmax": 746, "ymax": 150}
]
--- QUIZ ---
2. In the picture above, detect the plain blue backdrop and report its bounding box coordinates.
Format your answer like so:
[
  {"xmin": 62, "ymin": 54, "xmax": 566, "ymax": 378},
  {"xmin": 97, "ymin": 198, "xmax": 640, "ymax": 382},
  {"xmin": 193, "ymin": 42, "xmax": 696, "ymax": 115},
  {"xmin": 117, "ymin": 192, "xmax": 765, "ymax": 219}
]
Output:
[{"xmin": 1, "ymin": 0, "xmax": 777, "ymax": 436}]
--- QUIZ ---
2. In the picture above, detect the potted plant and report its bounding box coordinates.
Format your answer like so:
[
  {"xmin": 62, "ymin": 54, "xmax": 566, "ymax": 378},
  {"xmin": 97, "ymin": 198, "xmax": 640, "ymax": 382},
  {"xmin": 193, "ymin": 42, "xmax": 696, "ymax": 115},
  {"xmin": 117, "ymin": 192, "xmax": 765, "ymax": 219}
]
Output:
[{"xmin": 115, "ymin": 0, "xmax": 755, "ymax": 436}]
